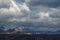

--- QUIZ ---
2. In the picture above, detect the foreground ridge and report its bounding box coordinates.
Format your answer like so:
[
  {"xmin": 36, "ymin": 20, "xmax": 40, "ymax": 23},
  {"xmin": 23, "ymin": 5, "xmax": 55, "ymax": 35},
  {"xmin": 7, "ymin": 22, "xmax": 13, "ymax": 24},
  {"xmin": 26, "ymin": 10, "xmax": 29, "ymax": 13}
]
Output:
[{"xmin": 0, "ymin": 34, "xmax": 60, "ymax": 40}]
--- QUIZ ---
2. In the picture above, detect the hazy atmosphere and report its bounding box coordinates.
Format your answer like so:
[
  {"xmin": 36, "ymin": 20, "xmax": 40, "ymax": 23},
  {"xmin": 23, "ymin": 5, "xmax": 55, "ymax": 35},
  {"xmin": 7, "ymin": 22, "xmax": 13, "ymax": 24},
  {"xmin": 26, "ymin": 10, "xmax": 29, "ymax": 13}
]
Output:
[{"xmin": 0, "ymin": 0, "xmax": 60, "ymax": 32}]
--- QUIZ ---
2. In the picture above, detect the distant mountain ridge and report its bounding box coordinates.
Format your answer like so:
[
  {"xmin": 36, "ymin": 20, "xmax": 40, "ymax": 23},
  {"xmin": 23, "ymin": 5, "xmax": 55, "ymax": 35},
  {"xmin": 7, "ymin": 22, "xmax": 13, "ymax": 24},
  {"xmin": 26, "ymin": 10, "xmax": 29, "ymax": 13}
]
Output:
[
  {"xmin": 0, "ymin": 26, "xmax": 60, "ymax": 34},
  {"xmin": 0, "ymin": 26, "xmax": 24, "ymax": 34}
]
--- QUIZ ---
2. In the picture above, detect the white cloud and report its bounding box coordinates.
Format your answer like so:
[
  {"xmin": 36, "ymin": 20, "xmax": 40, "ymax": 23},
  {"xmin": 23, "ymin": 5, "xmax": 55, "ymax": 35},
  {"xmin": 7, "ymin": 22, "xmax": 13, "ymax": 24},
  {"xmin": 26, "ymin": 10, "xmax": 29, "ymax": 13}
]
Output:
[
  {"xmin": 0, "ymin": 0, "xmax": 60, "ymax": 30},
  {"xmin": 0, "ymin": 0, "xmax": 31, "ymax": 22},
  {"xmin": 10, "ymin": 0, "xmax": 21, "ymax": 12},
  {"xmin": 19, "ymin": 3, "xmax": 30, "ymax": 11}
]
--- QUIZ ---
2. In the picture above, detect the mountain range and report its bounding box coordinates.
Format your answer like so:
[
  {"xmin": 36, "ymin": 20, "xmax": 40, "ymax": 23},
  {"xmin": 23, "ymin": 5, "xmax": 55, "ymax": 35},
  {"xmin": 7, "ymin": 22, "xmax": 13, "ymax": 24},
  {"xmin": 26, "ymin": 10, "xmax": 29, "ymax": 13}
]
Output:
[{"xmin": 0, "ymin": 26, "xmax": 60, "ymax": 34}]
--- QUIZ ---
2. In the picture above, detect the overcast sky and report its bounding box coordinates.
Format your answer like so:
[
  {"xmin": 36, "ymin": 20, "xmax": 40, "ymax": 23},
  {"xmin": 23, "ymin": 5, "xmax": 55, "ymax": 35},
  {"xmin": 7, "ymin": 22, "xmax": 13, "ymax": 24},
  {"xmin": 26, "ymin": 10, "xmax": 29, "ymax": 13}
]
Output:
[{"xmin": 0, "ymin": 0, "xmax": 60, "ymax": 31}]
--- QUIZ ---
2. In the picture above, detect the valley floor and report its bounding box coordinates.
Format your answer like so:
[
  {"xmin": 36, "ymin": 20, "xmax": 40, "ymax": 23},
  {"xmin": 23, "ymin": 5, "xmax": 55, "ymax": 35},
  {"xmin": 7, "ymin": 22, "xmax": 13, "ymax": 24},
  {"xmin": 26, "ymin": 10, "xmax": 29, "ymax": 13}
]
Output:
[{"xmin": 0, "ymin": 34, "xmax": 60, "ymax": 40}]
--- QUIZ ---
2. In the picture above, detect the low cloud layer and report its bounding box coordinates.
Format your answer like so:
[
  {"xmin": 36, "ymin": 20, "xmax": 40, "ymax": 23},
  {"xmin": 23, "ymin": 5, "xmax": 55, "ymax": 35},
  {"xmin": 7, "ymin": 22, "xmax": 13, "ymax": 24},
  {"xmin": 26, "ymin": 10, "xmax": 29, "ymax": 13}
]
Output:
[{"xmin": 0, "ymin": 0, "xmax": 60, "ymax": 31}]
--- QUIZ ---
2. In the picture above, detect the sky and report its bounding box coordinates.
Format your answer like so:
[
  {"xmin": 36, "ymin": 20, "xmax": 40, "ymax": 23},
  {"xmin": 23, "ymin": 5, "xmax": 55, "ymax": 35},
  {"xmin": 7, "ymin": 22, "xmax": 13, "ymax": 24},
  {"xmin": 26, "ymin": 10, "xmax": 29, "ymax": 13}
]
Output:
[{"xmin": 0, "ymin": 0, "xmax": 60, "ymax": 31}]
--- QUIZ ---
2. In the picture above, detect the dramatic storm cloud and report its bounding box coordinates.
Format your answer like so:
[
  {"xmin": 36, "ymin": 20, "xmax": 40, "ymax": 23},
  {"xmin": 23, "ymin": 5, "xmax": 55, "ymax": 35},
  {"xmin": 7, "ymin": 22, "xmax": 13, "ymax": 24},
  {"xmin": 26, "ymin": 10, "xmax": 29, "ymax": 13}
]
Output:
[
  {"xmin": 0, "ymin": 0, "xmax": 60, "ymax": 31},
  {"xmin": 29, "ymin": 0, "xmax": 60, "ymax": 7}
]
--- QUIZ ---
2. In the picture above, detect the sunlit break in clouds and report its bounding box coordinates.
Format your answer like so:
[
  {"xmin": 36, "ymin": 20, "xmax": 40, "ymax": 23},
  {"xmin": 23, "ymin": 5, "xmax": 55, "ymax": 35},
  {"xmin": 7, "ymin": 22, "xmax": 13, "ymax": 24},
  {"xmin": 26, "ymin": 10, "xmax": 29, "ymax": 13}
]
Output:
[{"xmin": 0, "ymin": 0, "xmax": 60, "ymax": 32}]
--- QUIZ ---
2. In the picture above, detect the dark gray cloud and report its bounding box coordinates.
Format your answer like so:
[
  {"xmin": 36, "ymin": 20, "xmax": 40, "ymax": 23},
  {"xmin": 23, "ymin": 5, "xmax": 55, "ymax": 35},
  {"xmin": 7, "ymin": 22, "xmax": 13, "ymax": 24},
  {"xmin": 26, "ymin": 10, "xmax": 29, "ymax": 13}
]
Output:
[
  {"xmin": 50, "ymin": 14, "xmax": 60, "ymax": 18},
  {"xmin": 29, "ymin": 0, "xmax": 60, "ymax": 8},
  {"xmin": 0, "ymin": 0, "xmax": 10, "ymax": 8},
  {"xmin": 15, "ymin": 0, "xmax": 25, "ymax": 4},
  {"xmin": 0, "ymin": 0, "xmax": 60, "ymax": 31},
  {"xmin": 0, "ymin": 4, "xmax": 10, "ymax": 9}
]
